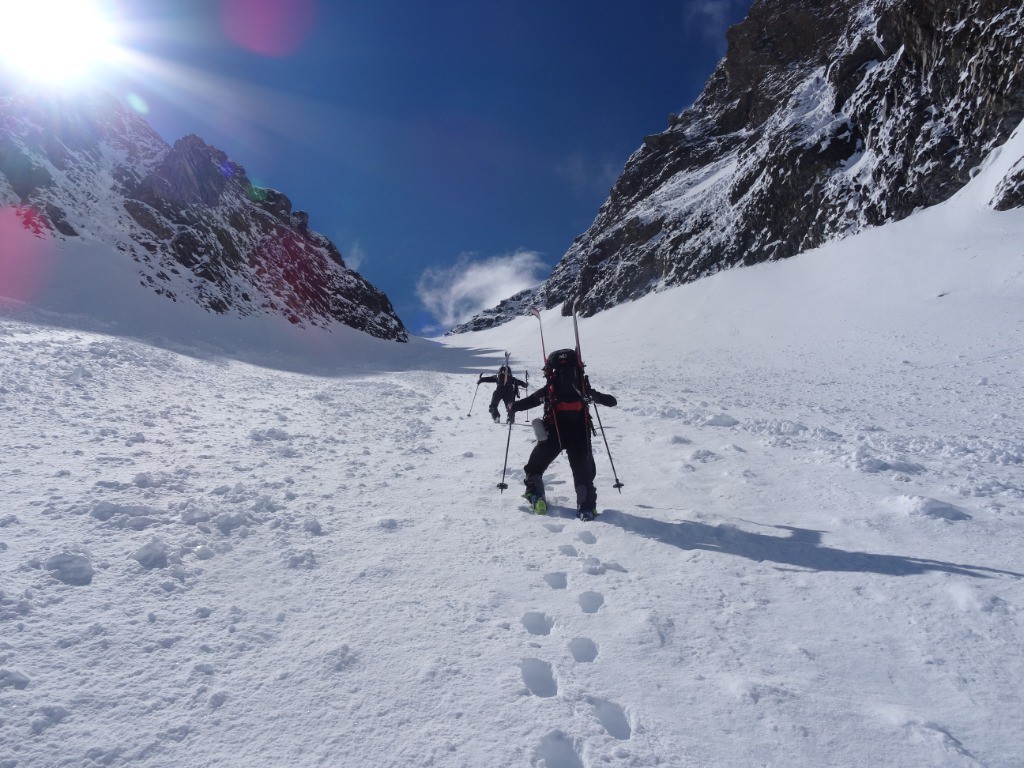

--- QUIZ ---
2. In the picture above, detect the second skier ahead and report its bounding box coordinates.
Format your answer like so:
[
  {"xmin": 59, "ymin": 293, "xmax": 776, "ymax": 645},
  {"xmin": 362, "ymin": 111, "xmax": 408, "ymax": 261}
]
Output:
[{"xmin": 479, "ymin": 364, "xmax": 527, "ymax": 423}]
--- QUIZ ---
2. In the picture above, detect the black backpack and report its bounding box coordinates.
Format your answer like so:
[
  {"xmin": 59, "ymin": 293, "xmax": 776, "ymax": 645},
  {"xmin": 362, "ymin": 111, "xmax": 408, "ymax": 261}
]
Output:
[{"xmin": 544, "ymin": 348, "xmax": 584, "ymax": 403}]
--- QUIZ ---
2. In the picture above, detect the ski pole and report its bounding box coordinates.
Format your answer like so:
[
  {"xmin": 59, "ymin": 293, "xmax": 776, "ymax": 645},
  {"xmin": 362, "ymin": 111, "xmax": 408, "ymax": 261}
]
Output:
[
  {"xmin": 591, "ymin": 401, "xmax": 624, "ymax": 492},
  {"xmin": 467, "ymin": 377, "xmax": 482, "ymax": 417},
  {"xmin": 497, "ymin": 416, "xmax": 514, "ymax": 492},
  {"xmin": 524, "ymin": 369, "xmax": 530, "ymax": 420}
]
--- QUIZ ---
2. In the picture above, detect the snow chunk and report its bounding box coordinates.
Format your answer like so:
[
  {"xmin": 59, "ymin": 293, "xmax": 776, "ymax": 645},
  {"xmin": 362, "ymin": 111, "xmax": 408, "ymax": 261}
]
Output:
[
  {"xmin": 285, "ymin": 549, "xmax": 317, "ymax": 569},
  {"xmin": 0, "ymin": 668, "xmax": 31, "ymax": 689},
  {"xmin": 180, "ymin": 503, "xmax": 210, "ymax": 524},
  {"xmin": 748, "ymin": 418, "xmax": 808, "ymax": 436},
  {"xmin": 31, "ymin": 705, "xmax": 71, "ymax": 734},
  {"xmin": 133, "ymin": 539, "xmax": 169, "ymax": 569},
  {"xmin": 214, "ymin": 512, "xmax": 251, "ymax": 534},
  {"xmin": 88, "ymin": 501, "xmax": 164, "ymax": 528},
  {"xmin": 45, "ymin": 553, "xmax": 94, "ymax": 585},
  {"xmin": 702, "ymin": 414, "xmax": 740, "ymax": 427},
  {"xmin": 249, "ymin": 428, "xmax": 291, "ymax": 442},
  {"xmin": 893, "ymin": 495, "xmax": 972, "ymax": 522},
  {"xmin": 690, "ymin": 449, "xmax": 720, "ymax": 463}
]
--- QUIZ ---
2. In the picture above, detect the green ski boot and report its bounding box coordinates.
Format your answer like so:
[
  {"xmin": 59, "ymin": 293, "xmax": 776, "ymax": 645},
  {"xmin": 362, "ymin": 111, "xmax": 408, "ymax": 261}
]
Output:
[{"xmin": 523, "ymin": 491, "xmax": 548, "ymax": 515}]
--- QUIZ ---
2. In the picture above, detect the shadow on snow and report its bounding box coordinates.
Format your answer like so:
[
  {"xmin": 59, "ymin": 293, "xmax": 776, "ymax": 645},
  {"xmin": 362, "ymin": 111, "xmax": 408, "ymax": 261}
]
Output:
[{"xmin": 599, "ymin": 508, "xmax": 1023, "ymax": 580}]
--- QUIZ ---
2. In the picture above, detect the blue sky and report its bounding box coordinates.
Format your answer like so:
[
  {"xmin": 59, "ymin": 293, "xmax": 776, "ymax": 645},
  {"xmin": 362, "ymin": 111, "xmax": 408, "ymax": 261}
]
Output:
[{"xmin": 105, "ymin": 1, "xmax": 751, "ymax": 334}]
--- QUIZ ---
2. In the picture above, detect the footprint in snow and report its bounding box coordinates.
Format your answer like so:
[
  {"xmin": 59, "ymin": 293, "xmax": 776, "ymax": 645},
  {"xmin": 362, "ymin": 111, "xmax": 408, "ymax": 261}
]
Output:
[
  {"xmin": 543, "ymin": 572, "xmax": 567, "ymax": 590},
  {"xmin": 568, "ymin": 637, "xmax": 598, "ymax": 663},
  {"xmin": 520, "ymin": 658, "xmax": 557, "ymax": 698},
  {"xmin": 533, "ymin": 730, "xmax": 583, "ymax": 768},
  {"xmin": 521, "ymin": 611, "xmax": 554, "ymax": 636},
  {"xmin": 587, "ymin": 696, "xmax": 632, "ymax": 740},
  {"xmin": 579, "ymin": 591, "xmax": 604, "ymax": 614}
]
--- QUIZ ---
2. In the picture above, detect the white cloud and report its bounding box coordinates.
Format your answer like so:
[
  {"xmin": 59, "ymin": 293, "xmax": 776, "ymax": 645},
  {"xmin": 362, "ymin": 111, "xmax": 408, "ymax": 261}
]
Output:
[
  {"xmin": 556, "ymin": 151, "xmax": 623, "ymax": 197},
  {"xmin": 341, "ymin": 241, "xmax": 366, "ymax": 271},
  {"xmin": 683, "ymin": 0, "xmax": 744, "ymax": 51},
  {"xmin": 416, "ymin": 250, "xmax": 548, "ymax": 331}
]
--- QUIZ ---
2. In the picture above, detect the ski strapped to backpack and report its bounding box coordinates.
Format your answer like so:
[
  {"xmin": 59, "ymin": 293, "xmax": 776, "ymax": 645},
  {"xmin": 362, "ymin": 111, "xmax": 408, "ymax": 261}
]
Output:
[
  {"xmin": 530, "ymin": 307, "xmax": 547, "ymax": 359},
  {"xmin": 498, "ymin": 351, "xmax": 512, "ymax": 387}
]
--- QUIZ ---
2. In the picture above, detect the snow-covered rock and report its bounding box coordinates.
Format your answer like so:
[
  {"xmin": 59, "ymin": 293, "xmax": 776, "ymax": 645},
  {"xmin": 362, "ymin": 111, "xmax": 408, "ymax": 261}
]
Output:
[
  {"xmin": 457, "ymin": 0, "xmax": 1024, "ymax": 329},
  {"xmin": 0, "ymin": 90, "xmax": 407, "ymax": 340}
]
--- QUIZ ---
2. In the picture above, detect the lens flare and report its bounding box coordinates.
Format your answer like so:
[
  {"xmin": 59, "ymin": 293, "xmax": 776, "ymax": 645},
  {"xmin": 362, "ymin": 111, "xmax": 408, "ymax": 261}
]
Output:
[
  {"xmin": 126, "ymin": 92, "xmax": 149, "ymax": 114},
  {"xmin": 0, "ymin": 207, "xmax": 56, "ymax": 305},
  {"xmin": 220, "ymin": 0, "xmax": 317, "ymax": 57}
]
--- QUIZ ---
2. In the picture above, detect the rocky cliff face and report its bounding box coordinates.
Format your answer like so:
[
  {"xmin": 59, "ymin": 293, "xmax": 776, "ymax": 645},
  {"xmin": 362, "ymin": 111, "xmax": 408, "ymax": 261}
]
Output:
[
  {"xmin": 452, "ymin": 0, "xmax": 1024, "ymax": 331},
  {"xmin": 0, "ymin": 90, "xmax": 407, "ymax": 341}
]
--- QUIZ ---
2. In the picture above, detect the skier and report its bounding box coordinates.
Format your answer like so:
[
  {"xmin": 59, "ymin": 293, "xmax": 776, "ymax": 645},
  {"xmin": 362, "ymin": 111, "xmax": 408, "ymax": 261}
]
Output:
[
  {"xmin": 479, "ymin": 364, "xmax": 527, "ymax": 423},
  {"xmin": 508, "ymin": 348, "xmax": 617, "ymax": 521}
]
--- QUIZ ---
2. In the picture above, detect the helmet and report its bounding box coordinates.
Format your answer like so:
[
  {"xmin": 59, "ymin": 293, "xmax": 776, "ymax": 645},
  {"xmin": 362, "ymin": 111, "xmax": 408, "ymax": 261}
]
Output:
[{"xmin": 544, "ymin": 348, "xmax": 579, "ymax": 376}]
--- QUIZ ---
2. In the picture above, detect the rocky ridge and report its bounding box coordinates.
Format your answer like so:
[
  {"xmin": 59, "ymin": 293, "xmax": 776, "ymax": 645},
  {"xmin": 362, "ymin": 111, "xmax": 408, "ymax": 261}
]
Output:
[
  {"xmin": 451, "ymin": 0, "xmax": 1024, "ymax": 331},
  {"xmin": 0, "ymin": 89, "xmax": 407, "ymax": 341}
]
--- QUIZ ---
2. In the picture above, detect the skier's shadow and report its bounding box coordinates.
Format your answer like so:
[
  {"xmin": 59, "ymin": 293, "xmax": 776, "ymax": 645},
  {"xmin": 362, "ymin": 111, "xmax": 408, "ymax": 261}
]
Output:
[{"xmin": 598, "ymin": 508, "xmax": 1023, "ymax": 579}]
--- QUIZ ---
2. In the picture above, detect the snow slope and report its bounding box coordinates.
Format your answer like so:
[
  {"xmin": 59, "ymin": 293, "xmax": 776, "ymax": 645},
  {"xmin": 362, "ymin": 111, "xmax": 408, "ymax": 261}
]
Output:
[{"xmin": 2, "ymin": 133, "xmax": 1023, "ymax": 766}]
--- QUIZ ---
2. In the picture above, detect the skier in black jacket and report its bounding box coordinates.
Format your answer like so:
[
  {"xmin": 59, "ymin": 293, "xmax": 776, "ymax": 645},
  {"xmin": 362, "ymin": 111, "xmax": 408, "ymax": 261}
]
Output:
[
  {"xmin": 479, "ymin": 365, "xmax": 527, "ymax": 423},
  {"xmin": 508, "ymin": 348, "xmax": 616, "ymax": 521}
]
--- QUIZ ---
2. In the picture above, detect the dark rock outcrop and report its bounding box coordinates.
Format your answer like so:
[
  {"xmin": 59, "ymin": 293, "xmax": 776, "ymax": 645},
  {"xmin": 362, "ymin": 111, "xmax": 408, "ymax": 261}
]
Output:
[
  {"xmin": 0, "ymin": 90, "xmax": 407, "ymax": 341},
  {"xmin": 456, "ymin": 0, "xmax": 1024, "ymax": 329},
  {"xmin": 448, "ymin": 287, "xmax": 539, "ymax": 335},
  {"xmin": 992, "ymin": 156, "xmax": 1024, "ymax": 210}
]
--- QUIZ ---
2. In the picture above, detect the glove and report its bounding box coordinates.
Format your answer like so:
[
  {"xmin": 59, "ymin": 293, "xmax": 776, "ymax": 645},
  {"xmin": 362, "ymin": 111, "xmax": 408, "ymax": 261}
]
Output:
[
  {"xmin": 508, "ymin": 401, "xmax": 520, "ymax": 414},
  {"xmin": 597, "ymin": 393, "xmax": 617, "ymax": 407}
]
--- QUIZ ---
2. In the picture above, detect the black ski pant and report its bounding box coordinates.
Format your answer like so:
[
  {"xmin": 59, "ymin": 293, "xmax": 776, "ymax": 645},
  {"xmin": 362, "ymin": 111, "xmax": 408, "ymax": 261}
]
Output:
[
  {"xmin": 489, "ymin": 391, "xmax": 514, "ymax": 419},
  {"xmin": 523, "ymin": 420, "xmax": 597, "ymax": 511}
]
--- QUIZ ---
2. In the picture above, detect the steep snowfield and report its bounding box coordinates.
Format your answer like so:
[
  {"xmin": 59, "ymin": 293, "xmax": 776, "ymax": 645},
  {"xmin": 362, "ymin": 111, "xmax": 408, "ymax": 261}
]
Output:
[{"xmin": 2, "ymin": 136, "xmax": 1023, "ymax": 766}]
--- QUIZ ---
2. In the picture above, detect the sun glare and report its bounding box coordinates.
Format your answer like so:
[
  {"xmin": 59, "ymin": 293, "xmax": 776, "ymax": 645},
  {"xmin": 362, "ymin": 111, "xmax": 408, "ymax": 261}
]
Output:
[{"xmin": 0, "ymin": 0, "xmax": 118, "ymax": 86}]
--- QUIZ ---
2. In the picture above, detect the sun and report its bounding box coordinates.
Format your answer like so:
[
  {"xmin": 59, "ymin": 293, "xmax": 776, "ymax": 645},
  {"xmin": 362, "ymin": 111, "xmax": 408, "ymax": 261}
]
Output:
[{"xmin": 0, "ymin": 0, "xmax": 119, "ymax": 86}]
